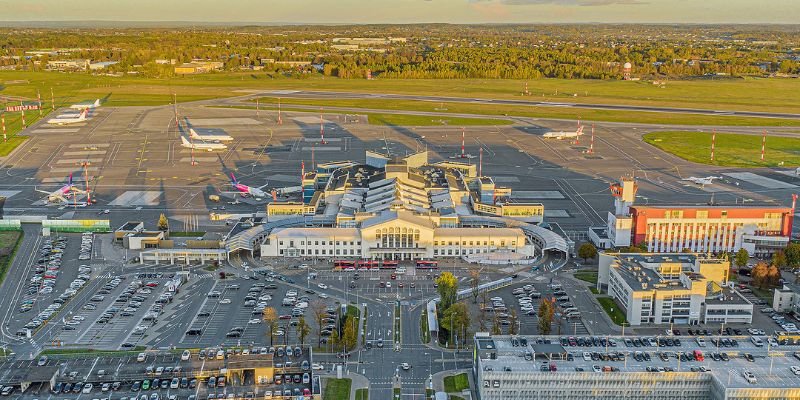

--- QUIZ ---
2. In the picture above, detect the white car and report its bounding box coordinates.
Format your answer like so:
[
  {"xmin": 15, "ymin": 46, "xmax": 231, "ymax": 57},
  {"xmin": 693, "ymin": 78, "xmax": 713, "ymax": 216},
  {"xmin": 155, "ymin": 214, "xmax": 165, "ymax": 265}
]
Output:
[
  {"xmin": 82, "ymin": 383, "xmax": 93, "ymax": 393},
  {"xmin": 317, "ymin": 283, "xmax": 329, "ymax": 290},
  {"xmin": 791, "ymin": 366, "xmax": 800, "ymax": 376},
  {"xmin": 743, "ymin": 371, "xmax": 757, "ymax": 384},
  {"xmin": 181, "ymin": 350, "xmax": 191, "ymax": 361},
  {"xmin": 400, "ymin": 362, "xmax": 411, "ymax": 370},
  {"xmin": 219, "ymin": 299, "xmax": 232, "ymax": 304},
  {"xmin": 583, "ymin": 352, "xmax": 591, "ymax": 361},
  {"xmin": 248, "ymin": 319, "xmax": 262, "ymax": 324},
  {"xmin": 319, "ymin": 293, "xmax": 329, "ymax": 299},
  {"xmin": 312, "ymin": 363, "xmax": 324, "ymax": 370},
  {"xmin": 137, "ymin": 352, "xmax": 146, "ymax": 362}
]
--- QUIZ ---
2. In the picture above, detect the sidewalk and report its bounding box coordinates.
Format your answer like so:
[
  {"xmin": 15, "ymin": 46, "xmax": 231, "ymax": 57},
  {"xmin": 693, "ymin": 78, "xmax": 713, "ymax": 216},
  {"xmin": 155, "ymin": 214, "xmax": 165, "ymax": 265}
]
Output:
[
  {"xmin": 432, "ymin": 368, "xmax": 473, "ymax": 400},
  {"xmin": 319, "ymin": 370, "xmax": 370, "ymax": 400}
]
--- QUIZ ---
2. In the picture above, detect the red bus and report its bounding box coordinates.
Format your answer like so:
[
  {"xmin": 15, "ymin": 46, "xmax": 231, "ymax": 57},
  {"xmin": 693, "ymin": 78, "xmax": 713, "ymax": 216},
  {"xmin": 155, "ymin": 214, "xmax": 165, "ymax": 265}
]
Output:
[
  {"xmin": 415, "ymin": 260, "xmax": 439, "ymax": 270},
  {"xmin": 380, "ymin": 260, "xmax": 398, "ymax": 270},
  {"xmin": 357, "ymin": 260, "xmax": 380, "ymax": 270},
  {"xmin": 334, "ymin": 260, "xmax": 356, "ymax": 270}
]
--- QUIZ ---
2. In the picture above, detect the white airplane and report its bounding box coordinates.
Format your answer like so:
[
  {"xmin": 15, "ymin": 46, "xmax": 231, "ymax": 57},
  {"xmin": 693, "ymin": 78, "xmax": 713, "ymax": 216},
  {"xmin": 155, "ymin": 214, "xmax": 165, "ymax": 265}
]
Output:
[
  {"xmin": 226, "ymin": 173, "xmax": 268, "ymax": 198},
  {"xmin": 69, "ymin": 99, "xmax": 101, "ymax": 110},
  {"xmin": 180, "ymin": 135, "xmax": 227, "ymax": 151},
  {"xmin": 47, "ymin": 109, "xmax": 89, "ymax": 125},
  {"xmin": 543, "ymin": 125, "xmax": 584, "ymax": 140},
  {"xmin": 682, "ymin": 176, "xmax": 722, "ymax": 187},
  {"xmin": 189, "ymin": 128, "xmax": 233, "ymax": 142},
  {"xmin": 35, "ymin": 174, "xmax": 86, "ymax": 203}
]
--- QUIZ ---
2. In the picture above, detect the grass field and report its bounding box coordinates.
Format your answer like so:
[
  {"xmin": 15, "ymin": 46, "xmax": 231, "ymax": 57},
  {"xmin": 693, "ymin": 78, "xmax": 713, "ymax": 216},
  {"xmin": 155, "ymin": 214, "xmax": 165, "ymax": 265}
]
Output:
[
  {"xmin": 3, "ymin": 71, "xmax": 800, "ymax": 113},
  {"xmin": 643, "ymin": 131, "xmax": 800, "ymax": 167},
  {"xmin": 597, "ymin": 297, "xmax": 628, "ymax": 326},
  {"xmin": 355, "ymin": 388, "xmax": 369, "ymax": 400},
  {"xmin": 0, "ymin": 231, "xmax": 22, "ymax": 286},
  {"xmin": 574, "ymin": 271, "xmax": 598, "ymax": 285},
  {"xmin": 254, "ymin": 97, "xmax": 800, "ymax": 127},
  {"xmin": 0, "ymin": 110, "xmax": 46, "ymax": 157},
  {"xmin": 323, "ymin": 378, "xmax": 352, "ymax": 400},
  {"xmin": 443, "ymin": 373, "xmax": 470, "ymax": 393}
]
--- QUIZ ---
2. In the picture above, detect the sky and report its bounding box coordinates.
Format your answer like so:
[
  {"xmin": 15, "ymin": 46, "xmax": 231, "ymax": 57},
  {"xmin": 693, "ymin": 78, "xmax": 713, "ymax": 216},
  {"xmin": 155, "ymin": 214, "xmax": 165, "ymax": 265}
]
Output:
[{"xmin": 0, "ymin": 0, "xmax": 795, "ymax": 24}]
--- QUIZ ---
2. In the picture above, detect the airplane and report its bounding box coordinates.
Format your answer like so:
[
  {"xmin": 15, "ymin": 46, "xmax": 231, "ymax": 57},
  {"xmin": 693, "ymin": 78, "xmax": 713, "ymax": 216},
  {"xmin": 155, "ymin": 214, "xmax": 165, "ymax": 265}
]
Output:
[
  {"xmin": 47, "ymin": 109, "xmax": 89, "ymax": 125},
  {"xmin": 180, "ymin": 135, "xmax": 227, "ymax": 151},
  {"xmin": 543, "ymin": 125, "xmax": 584, "ymax": 140},
  {"xmin": 189, "ymin": 128, "xmax": 233, "ymax": 142},
  {"xmin": 69, "ymin": 99, "xmax": 101, "ymax": 110},
  {"xmin": 35, "ymin": 173, "xmax": 86, "ymax": 203},
  {"xmin": 682, "ymin": 176, "xmax": 722, "ymax": 187},
  {"xmin": 227, "ymin": 173, "xmax": 268, "ymax": 198}
]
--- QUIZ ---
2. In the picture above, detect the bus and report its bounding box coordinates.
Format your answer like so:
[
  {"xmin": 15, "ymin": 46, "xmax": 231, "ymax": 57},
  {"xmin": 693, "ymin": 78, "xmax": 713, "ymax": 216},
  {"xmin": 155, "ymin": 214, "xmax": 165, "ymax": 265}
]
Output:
[
  {"xmin": 333, "ymin": 260, "xmax": 356, "ymax": 271},
  {"xmin": 380, "ymin": 260, "xmax": 398, "ymax": 270},
  {"xmin": 416, "ymin": 260, "xmax": 439, "ymax": 270},
  {"xmin": 775, "ymin": 331, "xmax": 800, "ymax": 345},
  {"xmin": 357, "ymin": 260, "xmax": 380, "ymax": 270}
]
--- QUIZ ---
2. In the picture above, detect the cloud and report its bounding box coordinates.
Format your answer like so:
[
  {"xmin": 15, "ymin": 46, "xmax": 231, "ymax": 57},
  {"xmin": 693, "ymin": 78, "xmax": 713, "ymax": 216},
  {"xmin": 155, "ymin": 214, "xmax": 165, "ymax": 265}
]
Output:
[{"xmin": 469, "ymin": 0, "xmax": 646, "ymax": 5}]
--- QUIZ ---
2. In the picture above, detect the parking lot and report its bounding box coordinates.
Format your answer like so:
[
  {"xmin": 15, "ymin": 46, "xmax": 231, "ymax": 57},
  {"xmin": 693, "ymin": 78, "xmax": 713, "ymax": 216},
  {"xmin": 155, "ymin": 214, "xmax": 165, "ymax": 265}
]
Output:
[{"xmin": 0, "ymin": 349, "xmax": 317, "ymax": 399}]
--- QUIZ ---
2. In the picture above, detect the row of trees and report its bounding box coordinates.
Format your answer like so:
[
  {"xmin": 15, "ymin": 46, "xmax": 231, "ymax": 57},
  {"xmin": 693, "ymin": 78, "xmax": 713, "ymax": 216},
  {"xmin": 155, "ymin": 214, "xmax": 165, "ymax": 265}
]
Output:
[{"xmin": 3, "ymin": 25, "xmax": 799, "ymax": 78}]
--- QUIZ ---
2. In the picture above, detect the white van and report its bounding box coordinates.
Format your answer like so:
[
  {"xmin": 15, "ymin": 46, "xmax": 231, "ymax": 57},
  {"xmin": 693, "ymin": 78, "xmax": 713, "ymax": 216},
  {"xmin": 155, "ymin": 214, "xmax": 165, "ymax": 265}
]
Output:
[{"xmin": 751, "ymin": 336, "xmax": 764, "ymax": 347}]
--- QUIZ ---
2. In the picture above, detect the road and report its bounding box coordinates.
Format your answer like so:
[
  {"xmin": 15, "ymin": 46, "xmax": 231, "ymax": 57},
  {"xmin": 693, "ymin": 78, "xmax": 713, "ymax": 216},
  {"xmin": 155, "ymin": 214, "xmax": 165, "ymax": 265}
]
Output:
[{"xmin": 238, "ymin": 90, "xmax": 800, "ymax": 120}]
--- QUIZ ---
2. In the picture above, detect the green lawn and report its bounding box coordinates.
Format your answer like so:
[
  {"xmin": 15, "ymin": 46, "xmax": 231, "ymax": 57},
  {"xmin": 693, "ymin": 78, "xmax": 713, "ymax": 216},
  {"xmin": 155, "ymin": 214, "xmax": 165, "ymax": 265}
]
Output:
[
  {"xmin": 355, "ymin": 388, "xmax": 369, "ymax": 400},
  {"xmin": 643, "ymin": 131, "xmax": 800, "ymax": 167},
  {"xmin": 589, "ymin": 287, "xmax": 600, "ymax": 294},
  {"xmin": 450, "ymin": 396, "xmax": 466, "ymax": 400},
  {"xmin": 420, "ymin": 308, "xmax": 430, "ymax": 343},
  {"xmin": 0, "ymin": 231, "xmax": 22, "ymax": 286},
  {"xmin": 574, "ymin": 271, "xmax": 598, "ymax": 285},
  {"xmin": 443, "ymin": 373, "xmax": 470, "ymax": 393},
  {"xmin": 323, "ymin": 378, "xmax": 352, "ymax": 400},
  {"xmin": 597, "ymin": 297, "xmax": 628, "ymax": 326},
  {"xmin": 40, "ymin": 346, "xmax": 146, "ymax": 357},
  {"xmin": 751, "ymin": 287, "xmax": 774, "ymax": 306},
  {"xmin": 394, "ymin": 388, "xmax": 401, "ymax": 399},
  {"xmin": 253, "ymin": 96, "xmax": 800, "ymax": 127}
]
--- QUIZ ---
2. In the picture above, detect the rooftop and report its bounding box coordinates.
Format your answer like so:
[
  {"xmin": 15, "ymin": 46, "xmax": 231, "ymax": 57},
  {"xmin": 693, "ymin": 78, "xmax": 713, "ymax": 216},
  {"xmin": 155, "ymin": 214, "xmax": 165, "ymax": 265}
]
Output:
[{"xmin": 475, "ymin": 334, "xmax": 800, "ymax": 389}]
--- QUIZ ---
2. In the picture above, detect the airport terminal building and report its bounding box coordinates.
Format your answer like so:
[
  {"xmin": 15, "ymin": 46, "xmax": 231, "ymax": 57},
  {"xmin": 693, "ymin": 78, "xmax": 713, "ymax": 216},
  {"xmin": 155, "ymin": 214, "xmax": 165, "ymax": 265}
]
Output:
[{"xmin": 254, "ymin": 151, "xmax": 569, "ymax": 262}]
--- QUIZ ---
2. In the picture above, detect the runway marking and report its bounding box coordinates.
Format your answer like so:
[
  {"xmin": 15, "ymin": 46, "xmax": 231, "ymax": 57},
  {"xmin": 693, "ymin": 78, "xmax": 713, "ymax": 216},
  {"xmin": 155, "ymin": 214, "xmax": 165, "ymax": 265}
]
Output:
[
  {"xmin": 511, "ymin": 190, "xmax": 565, "ymax": 199},
  {"xmin": 55, "ymin": 158, "xmax": 104, "ymax": 164},
  {"xmin": 723, "ymin": 172, "xmax": 797, "ymax": 189},
  {"xmin": 49, "ymin": 166, "xmax": 99, "ymax": 173},
  {"xmin": 178, "ymin": 157, "xmax": 217, "ymax": 162},
  {"xmin": 108, "ymin": 191, "xmax": 162, "ymax": 206},
  {"xmin": 189, "ymin": 117, "xmax": 261, "ymax": 125},
  {"xmin": 300, "ymin": 146, "xmax": 341, "ymax": 151},
  {"xmin": 31, "ymin": 128, "xmax": 81, "ymax": 134},
  {"xmin": 68, "ymin": 143, "xmax": 111, "ymax": 148},
  {"xmin": 492, "ymin": 176, "xmax": 520, "ymax": 183},
  {"xmin": 293, "ymin": 116, "xmax": 335, "ymax": 124},
  {"xmin": 302, "ymin": 137, "xmax": 342, "ymax": 142},
  {"xmin": 544, "ymin": 209, "xmax": 571, "ymax": 218},
  {"xmin": 63, "ymin": 150, "xmax": 107, "ymax": 156},
  {"xmin": 0, "ymin": 190, "xmax": 21, "ymax": 198}
]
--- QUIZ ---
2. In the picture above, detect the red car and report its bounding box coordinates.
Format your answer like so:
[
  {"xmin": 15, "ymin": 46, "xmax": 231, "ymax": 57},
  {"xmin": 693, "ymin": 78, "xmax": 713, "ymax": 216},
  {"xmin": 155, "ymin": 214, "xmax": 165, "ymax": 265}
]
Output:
[
  {"xmin": 390, "ymin": 274, "xmax": 396, "ymax": 280},
  {"xmin": 279, "ymin": 315, "xmax": 292, "ymax": 320},
  {"xmin": 146, "ymin": 281, "xmax": 159, "ymax": 287}
]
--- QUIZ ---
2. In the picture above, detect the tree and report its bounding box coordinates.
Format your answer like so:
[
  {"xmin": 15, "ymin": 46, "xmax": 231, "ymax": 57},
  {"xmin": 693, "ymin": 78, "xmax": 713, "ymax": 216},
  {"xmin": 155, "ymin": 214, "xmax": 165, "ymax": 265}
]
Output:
[
  {"xmin": 786, "ymin": 243, "xmax": 800, "ymax": 269},
  {"xmin": 441, "ymin": 303, "xmax": 470, "ymax": 347},
  {"xmin": 751, "ymin": 261, "xmax": 770, "ymax": 289},
  {"xmin": 342, "ymin": 316, "xmax": 358, "ymax": 352},
  {"xmin": 262, "ymin": 307, "xmax": 277, "ymax": 346},
  {"xmin": 578, "ymin": 243, "xmax": 598, "ymax": 262},
  {"xmin": 157, "ymin": 213, "xmax": 169, "ymax": 232},
  {"xmin": 435, "ymin": 272, "xmax": 459, "ymax": 312},
  {"xmin": 772, "ymin": 250, "xmax": 787, "ymax": 269},
  {"xmin": 297, "ymin": 316, "xmax": 310, "ymax": 346},
  {"xmin": 310, "ymin": 299, "xmax": 327, "ymax": 346},
  {"xmin": 734, "ymin": 248, "xmax": 749, "ymax": 269},
  {"xmin": 490, "ymin": 315, "xmax": 501, "ymax": 335},
  {"xmin": 538, "ymin": 298, "xmax": 555, "ymax": 335},
  {"xmin": 508, "ymin": 309, "xmax": 519, "ymax": 335},
  {"xmin": 767, "ymin": 265, "xmax": 782, "ymax": 287},
  {"xmin": 469, "ymin": 270, "xmax": 480, "ymax": 304}
]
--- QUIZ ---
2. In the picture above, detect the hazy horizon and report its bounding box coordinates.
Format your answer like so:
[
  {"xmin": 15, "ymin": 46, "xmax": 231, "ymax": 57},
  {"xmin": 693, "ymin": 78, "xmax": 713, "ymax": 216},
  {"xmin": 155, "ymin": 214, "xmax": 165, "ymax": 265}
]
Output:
[{"xmin": 0, "ymin": 0, "xmax": 796, "ymax": 25}]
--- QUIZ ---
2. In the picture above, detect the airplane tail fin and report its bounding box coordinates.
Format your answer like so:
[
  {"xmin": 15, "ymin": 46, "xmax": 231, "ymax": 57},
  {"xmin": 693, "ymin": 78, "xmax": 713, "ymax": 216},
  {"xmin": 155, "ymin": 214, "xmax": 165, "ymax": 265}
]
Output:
[
  {"xmin": 189, "ymin": 128, "xmax": 198, "ymax": 139},
  {"xmin": 93, "ymin": 99, "xmax": 100, "ymax": 107},
  {"xmin": 68, "ymin": 173, "xmax": 73, "ymax": 186},
  {"xmin": 230, "ymin": 173, "xmax": 238, "ymax": 184},
  {"xmin": 79, "ymin": 109, "xmax": 88, "ymax": 120},
  {"xmin": 180, "ymin": 136, "xmax": 191, "ymax": 146},
  {"xmin": 576, "ymin": 125, "xmax": 584, "ymax": 135}
]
